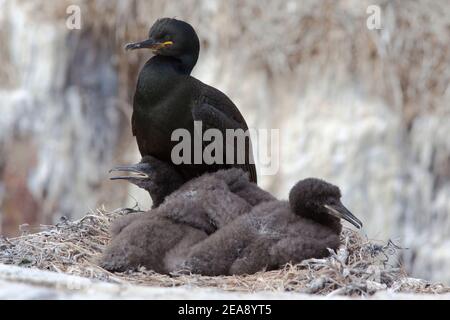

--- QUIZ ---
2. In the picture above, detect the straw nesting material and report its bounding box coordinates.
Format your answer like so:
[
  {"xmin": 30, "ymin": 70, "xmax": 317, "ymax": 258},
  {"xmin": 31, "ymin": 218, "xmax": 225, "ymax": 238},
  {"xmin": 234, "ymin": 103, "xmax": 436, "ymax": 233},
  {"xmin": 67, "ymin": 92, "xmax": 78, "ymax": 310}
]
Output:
[{"xmin": 0, "ymin": 207, "xmax": 448, "ymax": 297}]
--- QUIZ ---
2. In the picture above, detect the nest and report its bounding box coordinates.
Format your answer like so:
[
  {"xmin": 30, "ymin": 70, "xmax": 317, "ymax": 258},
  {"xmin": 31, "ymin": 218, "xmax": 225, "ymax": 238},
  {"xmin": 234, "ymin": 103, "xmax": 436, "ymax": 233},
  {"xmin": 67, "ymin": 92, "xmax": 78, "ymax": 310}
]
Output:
[{"xmin": 0, "ymin": 208, "xmax": 448, "ymax": 297}]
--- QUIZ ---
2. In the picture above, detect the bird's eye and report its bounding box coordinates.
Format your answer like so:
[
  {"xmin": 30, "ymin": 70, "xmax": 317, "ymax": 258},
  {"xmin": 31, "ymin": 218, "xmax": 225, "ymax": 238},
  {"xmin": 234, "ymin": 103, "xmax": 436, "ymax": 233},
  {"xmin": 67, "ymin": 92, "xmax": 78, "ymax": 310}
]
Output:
[{"xmin": 327, "ymin": 198, "xmax": 337, "ymax": 205}]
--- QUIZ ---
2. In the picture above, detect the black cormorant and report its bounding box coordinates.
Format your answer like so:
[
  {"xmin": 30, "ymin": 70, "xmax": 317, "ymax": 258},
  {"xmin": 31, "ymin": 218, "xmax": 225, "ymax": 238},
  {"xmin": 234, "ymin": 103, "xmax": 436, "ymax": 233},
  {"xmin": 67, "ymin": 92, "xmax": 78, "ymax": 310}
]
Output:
[{"xmin": 125, "ymin": 18, "xmax": 258, "ymax": 186}]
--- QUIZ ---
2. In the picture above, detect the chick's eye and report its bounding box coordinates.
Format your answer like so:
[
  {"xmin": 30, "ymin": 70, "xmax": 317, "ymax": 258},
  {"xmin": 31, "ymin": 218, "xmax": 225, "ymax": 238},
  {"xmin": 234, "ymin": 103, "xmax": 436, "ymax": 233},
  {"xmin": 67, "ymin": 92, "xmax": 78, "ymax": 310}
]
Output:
[{"xmin": 327, "ymin": 198, "xmax": 337, "ymax": 205}]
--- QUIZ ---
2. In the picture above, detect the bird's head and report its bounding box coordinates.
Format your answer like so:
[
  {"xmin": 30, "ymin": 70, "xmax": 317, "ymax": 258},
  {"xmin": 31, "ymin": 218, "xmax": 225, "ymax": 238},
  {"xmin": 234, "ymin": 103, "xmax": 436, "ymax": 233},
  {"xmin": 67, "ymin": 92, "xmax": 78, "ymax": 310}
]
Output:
[
  {"xmin": 109, "ymin": 160, "xmax": 156, "ymax": 191},
  {"xmin": 125, "ymin": 18, "xmax": 200, "ymax": 72},
  {"xmin": 109, "ymin": 156, "xmax": 185, "ymax": 208},
  {"xmin": 289, "ymin": 178, "xmax": 363, "ymax": 231}
]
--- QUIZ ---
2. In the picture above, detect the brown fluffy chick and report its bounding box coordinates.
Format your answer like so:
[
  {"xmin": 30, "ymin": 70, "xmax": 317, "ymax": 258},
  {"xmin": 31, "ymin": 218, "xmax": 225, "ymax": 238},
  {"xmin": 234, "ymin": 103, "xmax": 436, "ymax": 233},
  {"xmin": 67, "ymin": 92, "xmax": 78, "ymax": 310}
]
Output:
[
  {"xmin": 110, "ymin": 158, "xmax": 275, "ymax": 231},
  {"xmin": 100, "ymin": 174, "xmax": 362, "ymax": 276},
  {"xmin": 181, "ymin": 178, "xmax": 363, "ymax": 276},
  {"xmin": 110, "ymin": 156, "xmax": 185, "ymax": 208},
  {"xmin": 99, "ymin": 213, "xmax": 208, "ymax": 273},
  {"xmin": 101, "ymin": 167, "xmax": 267, "ymax": 272},
  {"xmin": 111, "ymin": 156, "xmax": 274, "ymax": 209}
]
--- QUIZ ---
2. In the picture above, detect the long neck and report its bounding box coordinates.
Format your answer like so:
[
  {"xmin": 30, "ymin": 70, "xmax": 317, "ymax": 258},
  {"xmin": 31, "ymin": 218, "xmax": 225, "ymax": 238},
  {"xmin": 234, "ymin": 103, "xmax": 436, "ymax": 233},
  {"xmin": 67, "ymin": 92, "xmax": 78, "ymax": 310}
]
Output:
[
  {"xmin": 134, "ymin": 56, "xmax": 182, "ymax": 104},
  {"xmin": 133, "ymin": 54, "xmax": 197, "ymax": 110},
  {"xmin": 145, "ymin": 52, "xmax": 198, "ymax": 75},
  {"xmin": 178, "ymin": 52, "xmax": 198, "ymax": 74},
  {"xmin": 145, "ymin": 56, "xmax": 186, "ymax": 75}
]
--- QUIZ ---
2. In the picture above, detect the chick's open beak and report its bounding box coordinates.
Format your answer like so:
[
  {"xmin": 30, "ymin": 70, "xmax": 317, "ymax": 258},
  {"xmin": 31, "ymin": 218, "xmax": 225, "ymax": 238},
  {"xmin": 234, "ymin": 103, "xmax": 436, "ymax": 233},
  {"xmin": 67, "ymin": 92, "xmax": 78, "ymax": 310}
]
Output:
[
  {"xmin": 125, "ymin": 39, "xmax": 173, "ymax": 52},
  {"xmin": 324, "ymin": 203, "xmax": 363, "ymax": 229},
  {"xmin": 109, "ymin": 164, "xmax": 151, "ymax": 181}
]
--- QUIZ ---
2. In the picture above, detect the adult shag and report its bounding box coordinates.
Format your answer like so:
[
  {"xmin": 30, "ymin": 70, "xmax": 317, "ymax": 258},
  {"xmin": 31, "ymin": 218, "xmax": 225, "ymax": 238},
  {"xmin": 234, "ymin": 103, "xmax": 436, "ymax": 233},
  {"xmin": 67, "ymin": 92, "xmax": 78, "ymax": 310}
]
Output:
[{"xmin": 126, "ymin": 18, "xmax": 258, "ymax": 184}]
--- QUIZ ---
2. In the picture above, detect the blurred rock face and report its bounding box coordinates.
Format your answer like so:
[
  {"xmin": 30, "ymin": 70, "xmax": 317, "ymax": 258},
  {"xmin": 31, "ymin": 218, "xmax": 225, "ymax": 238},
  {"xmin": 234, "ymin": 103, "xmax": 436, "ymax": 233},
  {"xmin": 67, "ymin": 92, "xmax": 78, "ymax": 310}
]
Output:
[
  {"xmin": 0, "ymin": 0, "xmax": 134, "ymax": 233},
  {"xmin": 0, "ymin": 0, "xmax": 449, "ymax": 283}
]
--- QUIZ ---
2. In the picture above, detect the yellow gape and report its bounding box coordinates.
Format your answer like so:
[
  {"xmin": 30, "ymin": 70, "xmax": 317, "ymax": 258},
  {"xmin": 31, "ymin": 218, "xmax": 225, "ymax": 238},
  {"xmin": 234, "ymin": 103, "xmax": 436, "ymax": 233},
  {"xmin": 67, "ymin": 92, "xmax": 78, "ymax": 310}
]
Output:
[{"xmin": 162, "ymin": 41, "xmax": 174, "ymax": 47}]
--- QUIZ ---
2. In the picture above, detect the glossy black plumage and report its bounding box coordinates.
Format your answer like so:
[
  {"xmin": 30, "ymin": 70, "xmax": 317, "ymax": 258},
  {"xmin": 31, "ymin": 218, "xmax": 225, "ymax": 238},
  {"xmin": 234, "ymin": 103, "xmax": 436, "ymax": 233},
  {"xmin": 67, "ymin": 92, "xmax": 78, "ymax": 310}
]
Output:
[{"xmin": 128, "ymin": 18, "xmax": 257, "ymax": 184}]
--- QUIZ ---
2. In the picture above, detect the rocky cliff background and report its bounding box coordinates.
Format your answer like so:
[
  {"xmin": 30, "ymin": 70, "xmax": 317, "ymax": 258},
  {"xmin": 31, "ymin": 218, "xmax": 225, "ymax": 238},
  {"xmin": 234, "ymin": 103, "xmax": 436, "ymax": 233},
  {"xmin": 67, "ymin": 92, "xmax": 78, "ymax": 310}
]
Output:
[{"xmin": 0, "ymin": 0, "xmax": 449, "ymax": 283}]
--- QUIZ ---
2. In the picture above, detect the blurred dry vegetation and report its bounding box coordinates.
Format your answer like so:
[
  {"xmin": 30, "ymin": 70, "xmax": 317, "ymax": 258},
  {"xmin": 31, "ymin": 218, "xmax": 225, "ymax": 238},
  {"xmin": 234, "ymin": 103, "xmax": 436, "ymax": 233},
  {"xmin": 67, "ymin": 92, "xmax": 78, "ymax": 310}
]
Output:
[{"xmin": 0, "ymin": 0, "xmax": 449, "ymax": 282}]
